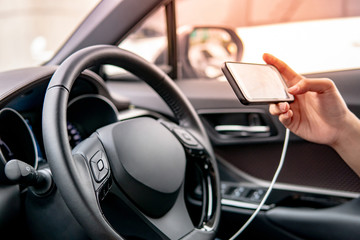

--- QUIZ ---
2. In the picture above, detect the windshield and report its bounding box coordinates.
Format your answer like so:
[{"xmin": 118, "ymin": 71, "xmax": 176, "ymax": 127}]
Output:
[
  {"xmin": 0, "ymin": 0, "xmax": 100, "ymax": 72},
  {"xmin": 176, "ymin": 0, "xmax": 360, "ymax": 74},
  {"xmin": 2, "ymin": 0, "xmax": 360, "ymax": 74}
]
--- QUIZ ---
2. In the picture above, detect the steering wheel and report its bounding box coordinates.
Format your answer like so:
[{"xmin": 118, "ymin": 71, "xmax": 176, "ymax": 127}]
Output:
[{"xmin": 42, "ymin": 45, "xmax": 220, "ymax": 239}]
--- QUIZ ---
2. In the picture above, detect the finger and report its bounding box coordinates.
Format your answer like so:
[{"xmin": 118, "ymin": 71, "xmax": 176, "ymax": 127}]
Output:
[
  {"xmin": 262, "ymin": 53, "xmax": 302, "ymax": 86},
  {"xmin": 288, "ymin": 78, "xmax": 335, "ymax": 95},
  {"xmin": 278, "ymin": 109, "xmax": 293, "ymax": 127},
  {"xmin": 269, "ymin": 102, "xmax": 289, "ymax": 115}
]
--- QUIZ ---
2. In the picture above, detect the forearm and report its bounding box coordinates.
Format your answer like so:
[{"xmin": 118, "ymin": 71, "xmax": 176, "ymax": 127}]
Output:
[{"xmin": 331, "ymin": 112, "xmax": 360, "ymax": 177}]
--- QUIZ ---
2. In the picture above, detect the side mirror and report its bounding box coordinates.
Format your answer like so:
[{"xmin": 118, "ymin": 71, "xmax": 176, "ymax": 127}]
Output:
[{"xmin": 178, "ymin": 26, "xmax": 243, "ymax": 79}]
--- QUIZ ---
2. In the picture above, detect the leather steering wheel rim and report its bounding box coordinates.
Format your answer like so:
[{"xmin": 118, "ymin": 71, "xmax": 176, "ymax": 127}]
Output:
[{"xmin": 42, "ymin": 45, "xmax": 220, "ymax": 239}]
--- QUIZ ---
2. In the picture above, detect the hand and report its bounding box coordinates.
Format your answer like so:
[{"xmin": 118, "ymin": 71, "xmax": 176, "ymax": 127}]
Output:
[
  {"xmin": 263, "ymin": 53, "xmax": 360, "ymax": 176},
  {"xmin": 263, "ymin": 53, "xmax": 350, "ymax": 147}
]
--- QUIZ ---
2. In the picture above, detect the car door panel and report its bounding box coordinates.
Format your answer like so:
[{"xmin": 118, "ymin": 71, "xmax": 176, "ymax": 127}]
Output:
[
  {"xmin": 266, "ymin": 197, "xmax": 360, "ymax": 240},
  {"xmin": 215, "ymin": 141, "xmax": 360, "ymax": 192}
]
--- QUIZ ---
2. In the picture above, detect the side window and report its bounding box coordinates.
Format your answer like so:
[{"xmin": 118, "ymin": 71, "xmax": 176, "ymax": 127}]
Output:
[{"xmin": 103, "ymin": 7, "xmax": 168, "ymax": 77}]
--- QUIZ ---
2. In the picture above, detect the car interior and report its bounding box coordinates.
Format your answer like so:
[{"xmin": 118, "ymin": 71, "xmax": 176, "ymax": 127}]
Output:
[{"xmin": 1, "ymin": 0, "xmax": 360, "ymax": 239}]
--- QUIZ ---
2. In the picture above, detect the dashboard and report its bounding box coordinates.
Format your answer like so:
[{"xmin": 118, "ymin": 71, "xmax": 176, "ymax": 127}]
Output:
[{"xmin": 0, "ymin": 66, "xmax": 128, "ymax": 179}]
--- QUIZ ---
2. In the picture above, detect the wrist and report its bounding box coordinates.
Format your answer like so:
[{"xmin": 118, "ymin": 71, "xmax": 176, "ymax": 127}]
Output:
[
  {"xmin": 331, "ymin": 112, "xmax": 360, "ymax": 149},
  {"xmin": 330, "ymin": 111, "xmax": 360, "ymax": 175}
]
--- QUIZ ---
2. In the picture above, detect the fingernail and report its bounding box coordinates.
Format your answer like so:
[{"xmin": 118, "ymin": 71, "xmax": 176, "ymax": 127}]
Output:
[
  {"xmin": 280, "ymin": 102, "xmax": 287, "ymax": 112},
  {"xmin": 288, "ymin": 85, "xmax": 299, "ymax": 93}
]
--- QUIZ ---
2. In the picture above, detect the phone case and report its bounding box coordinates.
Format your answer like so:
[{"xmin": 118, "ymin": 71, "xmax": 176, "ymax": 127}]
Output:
[
  {"xmin": 221, "ymin": 62, "xmax": 251, "ymax": 105},
  {"xmin": 221, "ymin": 62, "xmax": 294, "ymax": 105}
]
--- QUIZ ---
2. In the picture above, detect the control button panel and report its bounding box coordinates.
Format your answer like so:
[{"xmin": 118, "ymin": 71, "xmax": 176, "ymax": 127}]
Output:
[
  {"xmin": 221, "ymin": 183, "xmax": 266, "ymax": 203},
  {"xmin": 159, "ymin": 120, "xmax": 207, "ymax": 160},
  {"xmin": 173, "ymin": 128, "xmax": 199, "ymax": 147},
  {"xmin": 97, "ymin": 160, "xmax": 104, "ymax": 171},
  {"xmin": 90, "ymin": 150, "xmax": 109, "ymax": 182}
]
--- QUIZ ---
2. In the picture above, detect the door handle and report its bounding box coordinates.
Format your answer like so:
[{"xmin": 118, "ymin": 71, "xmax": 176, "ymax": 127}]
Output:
[
  {"xmin": 215, "ymin": 125, "xmax": 270, "ymax": 133},
  {"xmin": 214, "ymin": 125, "xmax": 270, "ymax": 137}
]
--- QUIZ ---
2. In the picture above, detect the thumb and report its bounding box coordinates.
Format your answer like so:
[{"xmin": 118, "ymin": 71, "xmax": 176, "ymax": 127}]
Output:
[{"xmin": 288, "ymin": 78, "xmax": 335, "ymax": 95}]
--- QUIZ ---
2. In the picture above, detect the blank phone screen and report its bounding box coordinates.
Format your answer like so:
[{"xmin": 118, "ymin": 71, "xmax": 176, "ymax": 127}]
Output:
[{"xmin": 226, "ymin": 63, "xmax": 292, "ymax": 101}]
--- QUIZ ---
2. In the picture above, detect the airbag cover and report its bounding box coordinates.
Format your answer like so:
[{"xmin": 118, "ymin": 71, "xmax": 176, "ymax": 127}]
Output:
[{"xmin": 96, "ymin": 117, "xmax": 186, "ymax": 218}]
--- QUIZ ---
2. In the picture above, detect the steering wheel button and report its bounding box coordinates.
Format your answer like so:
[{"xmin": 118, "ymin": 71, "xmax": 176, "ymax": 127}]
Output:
[
  {"xmin": 90, "ymin": 160, "xmax": 108, "ymax": 182},
  {"xmin": 97, "ymin": 159, "xmax": 104, "ymax": 171},
  {"xmin": 173, "ymin": 128, "xmax": 198, "ymax": 146},
  {"xmin": 88, "ymin": 151, "xmax": 109, "ymax": 182},
  {"xmin": 90, "ymin": 161, "xmax": 101, "ymax": 181},
  {"xmin": 90, "ymin": 150, "xmax": 102, "ymax": 163},
  {"xmin": 98, "ymin": 168, "xmax": 109, "ymax": 182}
]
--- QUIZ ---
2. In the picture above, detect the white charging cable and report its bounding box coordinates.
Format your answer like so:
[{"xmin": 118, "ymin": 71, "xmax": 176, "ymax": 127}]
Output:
[{"xmin": 229, "ymin": 128, "xmax": 291, "ymax": 240}]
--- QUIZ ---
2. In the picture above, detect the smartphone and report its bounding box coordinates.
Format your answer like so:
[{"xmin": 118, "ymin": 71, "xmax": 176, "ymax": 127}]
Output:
[{"xmin": 222, "ymin": 62, "xmax": 294, "ymax": 105}]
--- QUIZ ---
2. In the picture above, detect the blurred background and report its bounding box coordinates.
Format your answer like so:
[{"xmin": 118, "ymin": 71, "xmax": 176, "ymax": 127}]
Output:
[{"xmin": 1, "ymin": 0, "xmax": 359, "ymax": 73}]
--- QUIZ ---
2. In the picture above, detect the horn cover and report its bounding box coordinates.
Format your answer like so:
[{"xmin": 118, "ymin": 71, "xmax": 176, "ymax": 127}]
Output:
[{"xmin": 96, "ymin": 117, "xmax": 186, "ymax": 218}]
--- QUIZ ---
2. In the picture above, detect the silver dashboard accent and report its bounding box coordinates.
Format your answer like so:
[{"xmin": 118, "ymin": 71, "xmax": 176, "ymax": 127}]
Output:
[
  {"xmin": 221, "ymin": 198, "xmax": 271, "ymax": 210},
  {"xmin": 117, "ymin": 108, "xmax": 168, "ymax": 121},
  {"xmin": 215, "ymin": 125, "xmax": 270, "ymax": 133}
]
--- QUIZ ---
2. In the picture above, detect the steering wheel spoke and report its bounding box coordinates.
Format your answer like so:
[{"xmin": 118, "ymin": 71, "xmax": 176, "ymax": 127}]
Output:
[
  {"xmin": 159, "ymin": 119, "xmax": 219, "ymax": 229},
  {"xmin": 72, "ymin": 135, "xmax": 112, "ymax": 201},
  {"xmin": 103, "ymin": 175, "xmax": 196, "ymax": 239}
]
